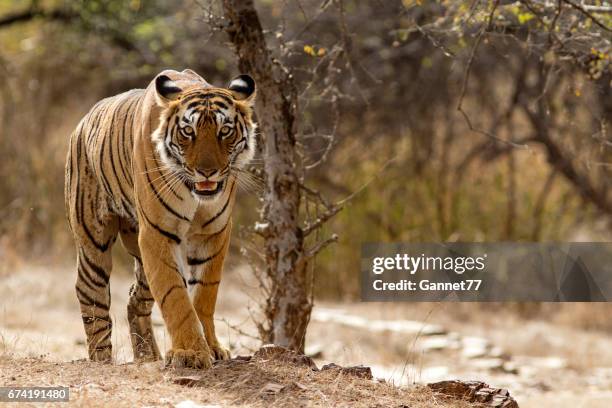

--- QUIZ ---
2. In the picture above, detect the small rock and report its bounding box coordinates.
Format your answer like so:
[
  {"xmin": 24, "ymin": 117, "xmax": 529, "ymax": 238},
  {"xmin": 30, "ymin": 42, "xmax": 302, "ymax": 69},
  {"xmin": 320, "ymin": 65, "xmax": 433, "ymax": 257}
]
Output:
[
  {"xmin": 471, "ymin": 358, "xmax": 505, "ymax": 371},
  {"xmin": 526, "ymin": 356, "xmax": 567, "ymax": 369},
  {"xmin": 427, "ymin": 380, "xmax": 519, "ymax": 408},
  {"xmin": 173, "ymin": 376, "xmax": 203, "ymax": 386},
  {"xmin": 260, "ymin": 382, "xmax": 284, "ymax": 394},
  {"xmin": 254, "ymin": 345, "xmax": 317, "ymax": 369},
  {"xmin": 321, "ymin": 363, "xmax": 373, "ymax": 380},
  {"xmin": 84, "ymin": 383, "xmax": 104, "ymax": 391},
  {"xmin": 461, "ymin": 336, "xmax": 490, "ymax": 359},
  {"xmin": 502, "ymin": 361, "xmax": 519, "ymax": 375},
  {"xmin": 418, "ymin": 335, "xmax": 459, "ymax": 351},
  {"xmin": 305, "ymin": 343, "xmax": 324, "ymax": 359},
  {"xmin": 281, "ymin": 382, "xmax": 308, "ymax": 392}
]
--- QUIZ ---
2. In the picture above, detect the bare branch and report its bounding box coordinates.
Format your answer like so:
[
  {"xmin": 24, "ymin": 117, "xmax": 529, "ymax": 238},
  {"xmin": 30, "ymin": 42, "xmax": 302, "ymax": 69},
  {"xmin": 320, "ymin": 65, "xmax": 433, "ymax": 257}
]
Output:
[
  {"xmin": 561, "ymin": 0, "xmax": 612, "ymax": 32},
  {"xmin": 456, "ymin": 0, "xmax": 529, "ymax": 148},
  {"xmin": 305, "ymin": 233, "xmax": 338, "ymax": 259},
  {"xmin": 303, "ymin": 206, "xmax": 342, "ymax": 237},
  {"xmin": 0, "ymin": 7, "xmax": 74, "ymax": 27}
]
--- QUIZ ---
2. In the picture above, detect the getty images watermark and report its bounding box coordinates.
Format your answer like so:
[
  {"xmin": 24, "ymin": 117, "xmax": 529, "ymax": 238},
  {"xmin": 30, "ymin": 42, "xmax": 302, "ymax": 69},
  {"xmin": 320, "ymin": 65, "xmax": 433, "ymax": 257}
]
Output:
[
  {"xmin": 361, "ymin": 243, "xmax": 612, "ymax": 302},
  {"xmin": 371, "ymin": 252, "xmax": 487, "ymax": 292}
]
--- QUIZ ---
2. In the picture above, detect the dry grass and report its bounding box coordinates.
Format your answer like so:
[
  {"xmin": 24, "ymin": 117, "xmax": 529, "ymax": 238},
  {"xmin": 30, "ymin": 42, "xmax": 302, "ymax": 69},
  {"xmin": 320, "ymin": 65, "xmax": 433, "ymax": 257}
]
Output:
[
  {"xmin": 0, "ymin": 353, "xmax": 474, "ymax": 408},
  {"xmin": 3, "ymin": 262, "xmax": 612, "ymax": 407}
]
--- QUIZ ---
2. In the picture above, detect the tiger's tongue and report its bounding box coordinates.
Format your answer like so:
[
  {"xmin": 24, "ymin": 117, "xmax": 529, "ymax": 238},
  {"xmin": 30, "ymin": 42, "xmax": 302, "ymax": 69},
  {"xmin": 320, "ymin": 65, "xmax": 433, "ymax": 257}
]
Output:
[{"xmin": 194, "ymin": 181, "xmax": 218, "ymax": 191}]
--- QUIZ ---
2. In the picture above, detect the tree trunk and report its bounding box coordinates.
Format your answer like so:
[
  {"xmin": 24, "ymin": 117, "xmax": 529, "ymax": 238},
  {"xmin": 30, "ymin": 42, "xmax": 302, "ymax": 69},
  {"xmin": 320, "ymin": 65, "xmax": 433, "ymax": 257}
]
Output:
[{"xmin": 222, "ymin": 0, "xmax": 311, "ymax": 353}]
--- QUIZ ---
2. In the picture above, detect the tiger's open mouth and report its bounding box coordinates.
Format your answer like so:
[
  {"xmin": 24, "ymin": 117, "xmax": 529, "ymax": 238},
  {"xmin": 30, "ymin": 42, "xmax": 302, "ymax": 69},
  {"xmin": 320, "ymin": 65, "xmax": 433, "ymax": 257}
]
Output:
[{"xmin": 193, "ymin": 180, "xmax": 224, "ymax": 196}]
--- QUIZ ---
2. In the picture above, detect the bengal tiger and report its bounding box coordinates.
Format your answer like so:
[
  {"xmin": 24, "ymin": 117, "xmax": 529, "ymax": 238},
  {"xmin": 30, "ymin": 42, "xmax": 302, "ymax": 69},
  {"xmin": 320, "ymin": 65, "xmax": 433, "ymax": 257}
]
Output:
[{"xmin": 64, "ymin": 69, "xmax": 256, "ymax": 369}]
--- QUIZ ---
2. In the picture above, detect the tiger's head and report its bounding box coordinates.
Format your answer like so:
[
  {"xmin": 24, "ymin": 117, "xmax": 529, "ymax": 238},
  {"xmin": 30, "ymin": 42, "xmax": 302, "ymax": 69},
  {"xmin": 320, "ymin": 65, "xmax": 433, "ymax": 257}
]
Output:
[{"xmin": 152, "ymin": 72, "xmax": 257, "ymax": 201}]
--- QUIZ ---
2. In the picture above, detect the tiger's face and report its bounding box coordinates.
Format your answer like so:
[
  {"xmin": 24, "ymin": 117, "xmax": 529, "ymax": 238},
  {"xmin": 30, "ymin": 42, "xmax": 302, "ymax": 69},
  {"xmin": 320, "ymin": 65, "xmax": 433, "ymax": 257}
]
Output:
[{"xmin": 152, "ymin": 74, "xmax": 256, "ymax": 201}]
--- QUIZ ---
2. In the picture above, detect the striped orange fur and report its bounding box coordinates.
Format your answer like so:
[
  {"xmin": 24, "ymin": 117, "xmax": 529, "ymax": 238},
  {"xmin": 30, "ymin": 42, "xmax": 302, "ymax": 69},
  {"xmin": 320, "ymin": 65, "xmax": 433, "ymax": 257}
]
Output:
[{"xmin": 65, "ymin": 69, "xmax": 256, "ymax": 368}]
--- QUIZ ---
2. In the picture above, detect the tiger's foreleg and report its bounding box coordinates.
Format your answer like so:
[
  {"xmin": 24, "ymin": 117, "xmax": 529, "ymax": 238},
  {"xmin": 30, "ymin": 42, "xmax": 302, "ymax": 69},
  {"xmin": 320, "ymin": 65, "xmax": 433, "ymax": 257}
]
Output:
[
  {"xmin": 139, "ymin": 229, "xmax": 213, "ymax": 369},
  {"xmin": 191, "ymin": 224, "xmax": 232, "ymax": 361}
]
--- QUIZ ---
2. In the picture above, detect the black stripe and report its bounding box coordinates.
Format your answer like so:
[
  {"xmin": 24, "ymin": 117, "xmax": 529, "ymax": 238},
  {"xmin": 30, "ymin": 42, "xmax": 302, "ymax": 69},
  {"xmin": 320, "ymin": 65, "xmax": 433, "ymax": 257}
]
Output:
[
  {"xmin": 124, "ymin": 96, "xmax": 139, "ymax": 178},
  {"xmin": 82, "ymin": 315, "xmax": 111, "ymax": 325},
  {"xmin": 144, "ymin": 161, "xmax": 190, "ymax": 221},
  {"xmin": 76, "ymin": 286, "xmax": 108, "ymax": 309},
  {"xmin": 135, "ymin": 294, "xmax": 154, "ymax": 303},
  {"xmin": 201, "ymin": 182, "xmax": 236, "ymax": 228},
  {"xmin": 187, "ymin": 257, "xmax": 206, "ymax": 266},
  {"xmin": 161, "ymin": 258, "xmax": 181, "ymax": 274},
  {"xmin": 187, "ymin": 233, "xmax": 229, "ymax": 265},
  {"xmin": 82, "ymin": 223, "xmax": 113, "ymax": 252},
  {"xmin": 119, "ymin": 96, "xmax": 138, "ymax": 187},
  {"xmin": 107, "ymin": 99, "xmax": 133, "ymax": 211},
  {"xmin": 91, "ymin": 190, "xmax": 104, "ymax": 226},
  {"xmin": 181, "ymin": 92, "xmax": 234, "ymax": 106},
  {"xmin": 78, "ymin": 264, "xmax": 106, "ymax": 291},
  {"xmin": 137, "ymin": 279, "xmax": 150, "ymax": 292},
  {"xmin": 99, "ymin": 125, "xmax": 115, "ymax": 197},
  {"xmin": 96, "ymin": 103, "xmax": 113, "ymax": 197},
  {"xmin": 75, "ymin": 140, "xmax": 82, "ymax": 224},
  {"xmin": 85, "ymin": 105, "xmax": 104, "ymax": 150},
  {"xmin": 213, "ymin": 101, "xmax": 229, "ymax": 110},
  {"xmin": 160, "ymin": 285, "xmax": 183, "ymax": 308},
  {"xmin": 204, "ymin": 220, "xmax": 230, "ymax": 242},
  {"xmin": 127, "ymin": 251, "xmax": 142, "ymax": 263},
  {"xmin": 91, "ymin": 321, "xmax": 112, "ymax": 337},
  {"xmin": 187, "ymin": 279, "xmax": 220, "ymax": 286},
  {"xmin": 139, "ymin": 207, "xmax": 181, "ymax": 244},
  {"xmin": 96, "ymin": 330, "xmax": 112, "ymax": 344},
  {"xmin": 148, "ymin": 143, "xmax": 183, "ymax": 202},
  {"xmin": 160, "ymin": 258, "xmax": 186, "ymax": 288},
  {"xmin": 80, "ymin": 250, "xmax": 109, "ymax": 284},
  {"xmin": 187, "ymin": 247, "xmax": 221, "ymax": 265}
]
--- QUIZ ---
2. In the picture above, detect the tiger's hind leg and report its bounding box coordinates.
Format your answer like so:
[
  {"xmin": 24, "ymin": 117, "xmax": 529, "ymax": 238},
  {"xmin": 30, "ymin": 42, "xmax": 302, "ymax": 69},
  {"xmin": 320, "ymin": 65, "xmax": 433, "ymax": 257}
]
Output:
[
  {"xmin": 71, "ymin": 194, "xmax": 119, "ymax": 362},
  {"xmin": 127, "ymin": 260, "xmax": 161, "ymax": 361},
  {"xmin": 66, "ymin": 135, "xmax": 119, "ymax": 362},
  {"xmin": 120, "ymin": 222, "xmax": 161, "ymax": 362}
]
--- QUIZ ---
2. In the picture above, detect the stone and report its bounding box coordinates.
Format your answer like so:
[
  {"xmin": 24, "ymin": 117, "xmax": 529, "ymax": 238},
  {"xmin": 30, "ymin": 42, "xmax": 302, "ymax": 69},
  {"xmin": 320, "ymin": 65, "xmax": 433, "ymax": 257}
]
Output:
[
  {"xmin": 321, "ymin": 362, "xmax": 373, "ymax": 380},
  {"xmin": 253, "ymin": 344, "xmax": 318, "ymax": 369},
  {"xmin": 427, "ymin": 380, "xmax": 519, "ymax": 408}
]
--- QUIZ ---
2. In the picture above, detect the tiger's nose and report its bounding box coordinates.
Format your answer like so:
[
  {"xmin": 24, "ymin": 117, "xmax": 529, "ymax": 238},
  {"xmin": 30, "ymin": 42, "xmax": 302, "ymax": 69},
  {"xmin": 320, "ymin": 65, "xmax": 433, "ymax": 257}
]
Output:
[{"xmin": 197, "ymin": 168, "xmax": 218, "ymax": 178}]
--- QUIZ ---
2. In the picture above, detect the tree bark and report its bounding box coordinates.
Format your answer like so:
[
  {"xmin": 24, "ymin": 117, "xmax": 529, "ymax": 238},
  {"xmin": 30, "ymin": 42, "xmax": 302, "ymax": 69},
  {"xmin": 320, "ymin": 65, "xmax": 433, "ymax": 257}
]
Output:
[{"xmin": 222, "ymin": 0, "xmax": 311, "ymax": 352}]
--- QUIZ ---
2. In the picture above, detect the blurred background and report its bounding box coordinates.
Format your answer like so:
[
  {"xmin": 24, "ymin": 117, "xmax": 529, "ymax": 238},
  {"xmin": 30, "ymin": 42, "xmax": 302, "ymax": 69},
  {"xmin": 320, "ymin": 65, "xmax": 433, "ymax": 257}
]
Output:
[{"xmin": 0, "ymin": 0, "xmax": 611, "ymax": 406}]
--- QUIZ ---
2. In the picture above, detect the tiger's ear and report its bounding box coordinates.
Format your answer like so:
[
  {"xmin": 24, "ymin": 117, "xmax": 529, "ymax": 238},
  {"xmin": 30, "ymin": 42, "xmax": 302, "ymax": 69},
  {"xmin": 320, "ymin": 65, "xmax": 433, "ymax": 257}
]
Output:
[
  {"xmin": 228, "ymin": 74, "xmax": 256, "ymax": 105},
  {"xmin": 155, "ymin": 74, "xmax": 182, "ymax": 106}
]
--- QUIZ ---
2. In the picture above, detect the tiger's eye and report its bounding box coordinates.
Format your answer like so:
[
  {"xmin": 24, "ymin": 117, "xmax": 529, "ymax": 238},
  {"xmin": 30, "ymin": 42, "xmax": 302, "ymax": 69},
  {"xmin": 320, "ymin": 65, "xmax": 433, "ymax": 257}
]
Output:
[{"xmin": 219, "ymin": 125, "xmax": 233, "ymax": 138}]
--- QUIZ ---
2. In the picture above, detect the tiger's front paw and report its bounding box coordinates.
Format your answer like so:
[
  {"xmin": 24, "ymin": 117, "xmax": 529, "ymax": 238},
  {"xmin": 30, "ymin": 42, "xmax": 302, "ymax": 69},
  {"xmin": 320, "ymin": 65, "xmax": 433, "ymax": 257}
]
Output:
[
  {"xmin": 164, "ymin": 348, "xmax": 212, "ymax": 369},
  {"xmin": 210, "ymin": 344, "xmax": 231, "ymax": 361}
]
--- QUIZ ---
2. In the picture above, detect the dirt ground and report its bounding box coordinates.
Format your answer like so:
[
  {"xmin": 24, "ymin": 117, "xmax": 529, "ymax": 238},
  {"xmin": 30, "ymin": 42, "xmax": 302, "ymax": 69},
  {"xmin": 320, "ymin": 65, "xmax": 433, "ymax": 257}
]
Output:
[
  {"xmin": 1, "ymin": 260, "xmax": 611, "ymax": 407},
  {"xmin": 0, "ymin": 352, "xmax": 475, "ymax": 408}
]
